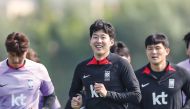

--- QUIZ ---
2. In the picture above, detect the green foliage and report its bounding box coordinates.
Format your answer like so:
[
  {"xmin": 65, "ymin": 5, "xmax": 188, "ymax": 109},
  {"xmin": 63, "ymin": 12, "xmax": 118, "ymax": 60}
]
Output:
[{"xmin": 0, "ymin": 0, "xmax": 190, "ymax": 107}]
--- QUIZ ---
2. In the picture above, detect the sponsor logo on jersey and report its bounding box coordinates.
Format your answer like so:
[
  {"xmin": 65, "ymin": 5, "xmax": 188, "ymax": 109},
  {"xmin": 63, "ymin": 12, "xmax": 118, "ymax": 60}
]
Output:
[
  {"xmin": 141, "ymin": 83, "xmax": 149, "ymax": 88},
  {"xmin": 27, "ymin": 79, "xmax": 34, "ymax": 90},
  {"xmin": 90, "ymin": 84, "xmax": 103, "ymax": 98},
  {"xmin": 83, "ymin": 75, "xmax": 90, "ymax": 79},
  {"xmin": 152, "ymin": 92, "xmax": 168, "ymax": 105},
  {"xmin": 11, "ymin": 94, "xmax": 26, "ymax": 106},
  {"xmin": 104, "ymin": 71, "xmax": 110, "ymax": 81},
  {"xmin": 168, "ymin": 79, "xmax": 175, "ymax": 88}
]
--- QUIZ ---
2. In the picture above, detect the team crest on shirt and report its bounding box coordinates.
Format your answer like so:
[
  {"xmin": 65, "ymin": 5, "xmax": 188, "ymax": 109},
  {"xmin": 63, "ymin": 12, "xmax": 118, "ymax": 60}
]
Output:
[
  {"xmin": 27, "ymin": 79, "xmax": 34, "ymax": 90},
  {"xmin": 104, "ymin": 71, "xmax": 110, "ymax": 81},
  {"xmin": 168, "ymin": 79, "xmax": 175, "ymax": 88}
]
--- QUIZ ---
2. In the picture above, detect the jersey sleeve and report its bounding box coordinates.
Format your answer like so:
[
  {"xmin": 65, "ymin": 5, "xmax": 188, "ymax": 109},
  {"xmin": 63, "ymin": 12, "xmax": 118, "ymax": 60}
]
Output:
[
  {"xmin": 65, "ymin": 64, "xmax": 83, "ymax": 109},
  {"xmin": 106, "ymin": 59, "xmax": 141, "ymax": 104},
  {"xmin": 181, "ymin": 68, "xmax": 190, "ymax": 109},
  {"xmin": 39, "ymin": 64, "xmax": 55, "ymax": 96}
]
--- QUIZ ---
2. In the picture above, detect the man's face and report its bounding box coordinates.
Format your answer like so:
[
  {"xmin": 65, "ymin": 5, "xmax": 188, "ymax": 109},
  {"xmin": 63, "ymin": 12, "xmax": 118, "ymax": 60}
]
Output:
[
  {"xmin": 186, "ymin": 42, "xmax": 190, "ymax": 58},
  {"xmin": 146, "ymin": 43, "xmax": 170, "ymax": 65},
  {"xmin": 8, "ymin": 52, "xmax": 27, "ymax": 68},
  {"xmin": 90, "ymin": 30, "xmax": 114, "ymax": 58}
]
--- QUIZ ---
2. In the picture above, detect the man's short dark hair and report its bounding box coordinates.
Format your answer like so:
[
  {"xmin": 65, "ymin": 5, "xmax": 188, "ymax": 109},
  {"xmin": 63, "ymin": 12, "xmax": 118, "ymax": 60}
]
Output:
[
  {"xmin": 184, "ymin": 32, "xmax": 190, "ymax": 49},
  {"xmin": 145, "ymin": 33, "xmax": 169, "ymax": 48},
  {"xmin": 89, "ymin": 19, "xmax": 116, "ymax": 39},
  {"xmin": 5, "ymin": 32, "xmax": 30, "ymax": 56}
]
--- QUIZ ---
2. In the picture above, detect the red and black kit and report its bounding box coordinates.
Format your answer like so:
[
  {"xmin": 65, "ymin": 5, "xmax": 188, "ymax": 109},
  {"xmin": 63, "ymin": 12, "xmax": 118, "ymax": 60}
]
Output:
[
  {"xmin": 135, "ymin": 62, "xmax": 190, "ymax": 109},
  {"xmin": 65, "ymin": 53, "xmax": 141, "ymax": 109}
]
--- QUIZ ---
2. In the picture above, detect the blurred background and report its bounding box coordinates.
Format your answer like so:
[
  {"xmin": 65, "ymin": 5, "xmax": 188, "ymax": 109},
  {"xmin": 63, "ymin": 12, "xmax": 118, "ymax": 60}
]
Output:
[{"xmin": 0, "ymin": 0, "xmax": 190, "ymax": 107}]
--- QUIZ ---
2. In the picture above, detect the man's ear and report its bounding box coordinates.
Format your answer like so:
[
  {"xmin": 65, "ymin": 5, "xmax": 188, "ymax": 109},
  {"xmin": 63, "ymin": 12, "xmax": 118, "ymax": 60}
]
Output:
[
  {"xmin": 111, "ymin": 39, "xmax": 114, "ymax": 46},
  {"xmin": 166, "ymin": 48, "xmax": 170, "ymax": 56}
]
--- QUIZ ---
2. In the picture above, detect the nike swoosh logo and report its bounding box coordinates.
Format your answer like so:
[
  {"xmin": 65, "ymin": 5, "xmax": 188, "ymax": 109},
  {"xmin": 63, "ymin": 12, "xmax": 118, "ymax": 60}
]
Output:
[
  {"xmin": 83, "ymin": 75, "xmax": 90, "ymax": 79},
  {"xmin": 0, "ymin": 84, "xmax": 7, "ymax": 87},
  {"xmin": 141, "ymin": 83, "xmax": 149, "ymax": 88}
]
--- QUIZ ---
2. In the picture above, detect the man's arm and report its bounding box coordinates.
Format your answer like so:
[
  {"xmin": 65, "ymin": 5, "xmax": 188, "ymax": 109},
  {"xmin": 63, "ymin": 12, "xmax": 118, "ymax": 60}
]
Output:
[
  {"xmin": 42, "ymin": 92, "xmax": 56, "ymax": 108},
  {"xmin": 39, "ymin": 64, "xmax": 56, "ymax": 109},
  {"xmin": 181, "ymin": 68, "xmax": 190, "ymax": 109},
  {"xmin": 65, "ymin": 65, "xmax": 83, "ymax": 109},
  {"xmin": 106, "ymin": 59, "xmax": 141, "ymax": 104}
]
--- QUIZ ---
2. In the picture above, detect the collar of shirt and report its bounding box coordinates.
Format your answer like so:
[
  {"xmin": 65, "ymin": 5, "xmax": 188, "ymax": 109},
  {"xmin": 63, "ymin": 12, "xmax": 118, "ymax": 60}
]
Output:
[
  {"xmin": 6, "ymin": 60, "xmax": 25, "ymax": 70},
  {"xmin": 143, "ymin": 62, "xmax": 176, "ymax": 75},
  {"xmin": 87, "ymin": 55, "xmax": 112, "ymax": 65}
]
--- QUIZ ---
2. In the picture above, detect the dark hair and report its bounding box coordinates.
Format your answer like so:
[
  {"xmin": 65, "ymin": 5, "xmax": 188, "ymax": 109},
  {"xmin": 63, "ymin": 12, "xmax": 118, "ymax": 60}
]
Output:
[
  {"xmin": 184, "ymin": 32, "xmax": 190, "ymax": 49},
  {"xmin": 111, "ymin": 41, "xmax": 130, "ymax": 58},
  {"xmin": 5, "ymin": 32, "xmax": 29, "ymax": 56},
  {"xmin": 26, "ymin": 48, "xmax": 40, "ymax": 63},
  {"xmin": 89, "ymin": 19, "xmax": 116, "ymax": 39},
  {"xmin": 145, "ymin": 33, "xmax": 169, "ymax": 48}
]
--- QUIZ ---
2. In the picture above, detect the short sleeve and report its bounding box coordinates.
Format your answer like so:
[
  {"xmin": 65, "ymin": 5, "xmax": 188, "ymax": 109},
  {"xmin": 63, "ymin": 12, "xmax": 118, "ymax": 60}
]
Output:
[{"xmin": 39, "ymin": 64, "xmax": 55, "ymax": 96}]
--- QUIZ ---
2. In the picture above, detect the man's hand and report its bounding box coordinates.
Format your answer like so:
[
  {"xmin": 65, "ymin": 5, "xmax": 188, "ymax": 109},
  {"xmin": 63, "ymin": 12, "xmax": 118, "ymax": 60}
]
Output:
[
  {"xmin": 71, "ymin": 94, "xmax": 82, "ymax": 109},
  {"xmin": 94, "ymin": 83, "xmax": 107, "ymax": 97}
]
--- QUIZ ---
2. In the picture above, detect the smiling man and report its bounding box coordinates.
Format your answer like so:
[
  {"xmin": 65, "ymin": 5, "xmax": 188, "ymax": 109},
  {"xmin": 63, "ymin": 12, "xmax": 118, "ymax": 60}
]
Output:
[
  {"xmin": 135, "ymin": 33, "xmax": 190, "ymax": 109},
  {"xmin": 65, "ymin": 19, "xmax": 141, "ymax": 109}
]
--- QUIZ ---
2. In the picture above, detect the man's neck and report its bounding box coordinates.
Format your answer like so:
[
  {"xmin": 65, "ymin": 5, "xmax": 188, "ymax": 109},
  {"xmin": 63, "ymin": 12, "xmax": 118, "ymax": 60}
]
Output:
[
  {"xmin": 7, "ymin": 60, "xmax": 25, "ymax": 69},
  {"xmin": 150, "ymin": 61, "xmax": 167, "ymax": 72},
  {"xmin": 94, "ymin": 52, "xmax": 110, "ymax": 61}
]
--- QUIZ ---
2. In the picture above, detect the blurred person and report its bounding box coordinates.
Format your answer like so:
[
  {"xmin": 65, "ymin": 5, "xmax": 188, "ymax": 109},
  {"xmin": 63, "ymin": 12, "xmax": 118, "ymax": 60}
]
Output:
[
  {"xmin": 135, "ymin": 33, "xmax": 190, "ymax": 109},
  {"xmin": 177, "ymin": 32, "xmax": 190, "ymax": 105},
  {"xmin": 112, "ymin": 41, "xmax": 141, "ymax": 109},
  {"xmin": 111, "ymin": 41, "xmax": 131, "ymax": 63},
  {"xmin": 26, "ymin": 48, "xmax": 61, "ymax": 109},
  {"xmin": 178, "ymin": 32, "xmax": 190, "ymax": 71},
  {"xmin": 0, "ymin": 32, "xmax": 55, "ymax": 109},
  {"xmin": 26, "ymin": 48, "xmax": 40, "ymax": 63},
  {"xmin": 65, "ymin": 19, "xmax": 141, "ymax": 109},
  {"xmin": 113, "ymin": 41, "xmax": 140, "ymax": 109}
]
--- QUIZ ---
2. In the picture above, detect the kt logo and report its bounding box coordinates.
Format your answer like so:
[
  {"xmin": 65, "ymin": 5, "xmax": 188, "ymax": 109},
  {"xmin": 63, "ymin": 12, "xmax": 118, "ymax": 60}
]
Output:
[
  {"xmin": 152, "ymin": 92, "xmax": 168, "ymax": 105},
  {"xmin": 11, "ymin": 94, "xmax": 26, "ymax": 106}
]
